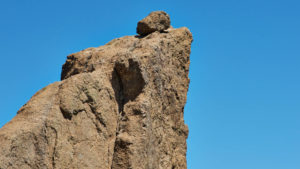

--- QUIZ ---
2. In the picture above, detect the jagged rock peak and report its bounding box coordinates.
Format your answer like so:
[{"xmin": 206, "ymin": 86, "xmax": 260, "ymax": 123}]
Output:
[
  {"xmin": 0, "ymin": 11, "xmax": 192, "ymax": 169},
  {"xmin": 137, "ymin": 11, "xmax": 171, "ymax": 36}
]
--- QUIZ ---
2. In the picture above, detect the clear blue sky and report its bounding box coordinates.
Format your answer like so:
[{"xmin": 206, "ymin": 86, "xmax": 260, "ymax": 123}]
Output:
[{"xmin": 0, "ymin": 0, "xmax": 299, "ymax": 169}]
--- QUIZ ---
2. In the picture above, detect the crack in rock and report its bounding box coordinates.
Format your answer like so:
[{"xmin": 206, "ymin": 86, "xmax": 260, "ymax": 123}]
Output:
[{"xmin": 110, "ymin": 59, "xmax": 145, "ymax": 169}]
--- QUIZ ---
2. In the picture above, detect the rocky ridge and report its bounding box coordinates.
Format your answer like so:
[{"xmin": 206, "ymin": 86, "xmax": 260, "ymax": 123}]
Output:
[{"xmin": 0, "ymin": 11, "xmax": 193, "ymax": 169}]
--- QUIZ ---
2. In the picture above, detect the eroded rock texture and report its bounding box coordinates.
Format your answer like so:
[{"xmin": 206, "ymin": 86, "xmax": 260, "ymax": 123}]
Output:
[
  {"xmin": 137, "ymin": 11, "xmax": 170, "ymax": 36},
  {"xmin": 0, "ymin": 11, "xmax": 193, "ymax": 169}
]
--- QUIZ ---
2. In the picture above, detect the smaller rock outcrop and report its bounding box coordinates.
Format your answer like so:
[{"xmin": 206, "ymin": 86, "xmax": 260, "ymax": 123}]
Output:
[{"xmin": 137, "ymin": 11, "xmax": 170, "ymax": 36}]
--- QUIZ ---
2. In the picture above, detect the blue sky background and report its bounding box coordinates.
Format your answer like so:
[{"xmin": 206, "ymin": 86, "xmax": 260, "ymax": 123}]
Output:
[{"xmin": 0, "ymin": 0, "xmax": 299, "ymax": 168}]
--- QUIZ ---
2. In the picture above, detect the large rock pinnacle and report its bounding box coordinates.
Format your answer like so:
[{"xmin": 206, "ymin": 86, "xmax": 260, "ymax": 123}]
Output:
[{"xmin": 0, "ymin": 11, "xmax": 192, "ymax": 169}]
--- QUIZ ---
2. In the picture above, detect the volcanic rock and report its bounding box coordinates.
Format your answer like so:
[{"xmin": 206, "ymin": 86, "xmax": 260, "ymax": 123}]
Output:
[
  {"xmin": 0, "ymin": 11, "xmax": 192, "ymax": 169},
  {"xmin": 137, "ymin": 11, "xmax": 171, "ymax": 36}
]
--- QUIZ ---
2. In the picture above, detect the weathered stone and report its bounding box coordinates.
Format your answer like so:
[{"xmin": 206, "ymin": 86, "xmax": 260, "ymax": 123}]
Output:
[
  {"xmin": 0, "ymin": 11, "xmax": 192, "ymax": 169},
  {"xmin": 137, "ymin": 11, "xmax": 171, "ymax": 36}
]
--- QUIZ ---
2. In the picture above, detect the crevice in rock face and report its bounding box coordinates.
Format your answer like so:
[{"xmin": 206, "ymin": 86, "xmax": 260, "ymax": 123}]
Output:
[
  {"xmin": 110, "ymin": 59, "xmax": 145, "ymax": 169},
  {"xmin": 111, "ymin": 59, "xmax": 145, "ymax": 113},
  {"xmin": 60, "ymin": 107, "xmax": 72, "ymax": 120},
  {"xmin": 49, "ymin": 127, "xmax": 58, "ymax": 169},
  {"xmin": 111, "ymin": 138, "xmax": 131, "ymax": 169},
  {"xmin": 111, "ymin": 67, "xmax": 124, "ymax": 113}
]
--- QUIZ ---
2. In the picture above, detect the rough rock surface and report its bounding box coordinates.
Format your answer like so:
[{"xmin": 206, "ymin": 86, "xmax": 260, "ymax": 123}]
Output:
[
  {"xmin": 0, "ymin": 11, "xmax": 192, "ymax": 169},
  {"xmin": 137, "ymin": 11, "xmax": 170, "ymax": 36}
]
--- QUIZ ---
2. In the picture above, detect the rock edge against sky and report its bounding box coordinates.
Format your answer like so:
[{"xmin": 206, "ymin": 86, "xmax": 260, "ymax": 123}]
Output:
[{"xmin": 0, "ymin": 11, "xmax": 193, "ymax": 169}]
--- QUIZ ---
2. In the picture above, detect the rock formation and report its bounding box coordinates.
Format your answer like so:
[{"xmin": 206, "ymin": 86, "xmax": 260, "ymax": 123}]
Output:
[
  {"xmin": 0, "ymin": 11, "xmax": 193, "ymax": 169},
  {"xmin": 137, "ymin": 11, "xmax": 170, "ymax": 36}
]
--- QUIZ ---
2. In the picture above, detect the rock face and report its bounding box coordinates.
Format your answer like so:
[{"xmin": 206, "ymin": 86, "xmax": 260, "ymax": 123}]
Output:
[{"xmin": 0, "ymin": 11, "xmax": 192, "ymax": 169}]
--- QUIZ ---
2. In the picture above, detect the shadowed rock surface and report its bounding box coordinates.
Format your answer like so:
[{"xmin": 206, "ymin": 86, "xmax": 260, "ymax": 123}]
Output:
[{"xmin": 0, "ymin": 11, "xmax": 192, "ymax": 169}]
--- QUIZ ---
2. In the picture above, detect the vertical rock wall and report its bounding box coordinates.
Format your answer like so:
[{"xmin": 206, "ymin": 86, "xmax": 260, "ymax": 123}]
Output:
[{"xmin": 0, "ymin": 11, "xmax": 193, "ymax": 169}]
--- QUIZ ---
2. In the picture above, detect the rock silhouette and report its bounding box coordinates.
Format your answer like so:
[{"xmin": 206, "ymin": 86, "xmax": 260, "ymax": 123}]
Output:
[{"xmin": 0, "ymin": 11, "xmax": 193, "ymax": 169}]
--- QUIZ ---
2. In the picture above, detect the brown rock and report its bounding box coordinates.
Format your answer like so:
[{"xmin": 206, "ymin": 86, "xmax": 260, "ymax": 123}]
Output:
[
  {"xmin": 0, "ymin": 11, "xmax": 192, "ymax": 169},
  {"xmin": 137, "ymin": 11, "xmax": 171, "ymax": 36}
]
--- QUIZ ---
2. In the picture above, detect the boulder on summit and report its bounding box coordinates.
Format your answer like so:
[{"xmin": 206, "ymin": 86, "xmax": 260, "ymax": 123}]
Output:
[{"xmin": 137, "ymin": 11, "xmax": 171, "ymax": 36}]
